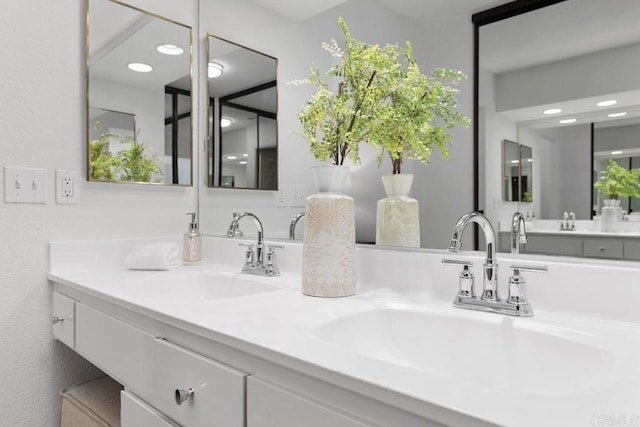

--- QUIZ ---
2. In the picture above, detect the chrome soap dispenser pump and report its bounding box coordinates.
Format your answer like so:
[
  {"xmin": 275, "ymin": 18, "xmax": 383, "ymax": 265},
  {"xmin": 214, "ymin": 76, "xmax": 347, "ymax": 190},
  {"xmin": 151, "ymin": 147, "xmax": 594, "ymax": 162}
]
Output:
[{"xmin": 184, "ymin": 212, "xmax": 202, "ymax": 264}]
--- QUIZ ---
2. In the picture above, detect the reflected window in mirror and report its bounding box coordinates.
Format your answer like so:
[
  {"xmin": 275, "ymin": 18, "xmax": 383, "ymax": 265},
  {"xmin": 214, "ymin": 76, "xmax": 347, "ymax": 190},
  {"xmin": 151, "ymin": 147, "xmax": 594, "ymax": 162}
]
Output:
[
  {"xmin": 87, "ymin": 0, "xmax": 192, "ymax": 185},
  {"xmin": 207, "ymin": 35, "xmax": 278, "ymax": 190},
  {"xmin": 501, "ymin": 139, "xmax": 533, "ymax": 203}
]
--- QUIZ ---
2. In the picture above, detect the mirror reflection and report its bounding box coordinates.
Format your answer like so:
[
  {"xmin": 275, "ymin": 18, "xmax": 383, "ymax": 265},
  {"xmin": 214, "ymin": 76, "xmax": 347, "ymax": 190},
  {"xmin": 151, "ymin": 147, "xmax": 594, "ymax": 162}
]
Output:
[
  {"xmin": 207, "ymin": 35, "xmax": 278, "ymax": 190},
  {"xmin": 87, "ymin": 0, "xmax": 192, "ymax": 185},
  {"xmin": 478, "ymin": 0, "xmax": 640, "ymax": 260}
]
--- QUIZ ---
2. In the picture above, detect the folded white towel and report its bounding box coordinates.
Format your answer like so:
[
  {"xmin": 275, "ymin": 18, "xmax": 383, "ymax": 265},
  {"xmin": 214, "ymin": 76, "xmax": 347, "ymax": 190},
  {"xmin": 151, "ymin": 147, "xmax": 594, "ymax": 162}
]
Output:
[{"xmin": 125, "ymin": 243, "xmax": 181, "ymax": 271}]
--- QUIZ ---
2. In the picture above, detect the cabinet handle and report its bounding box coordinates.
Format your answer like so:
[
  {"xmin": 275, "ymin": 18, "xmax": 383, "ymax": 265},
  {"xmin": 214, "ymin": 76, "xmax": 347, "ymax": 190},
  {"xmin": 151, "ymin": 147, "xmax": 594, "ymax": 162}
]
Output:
[
  {"xmin": 52, "ymin": 315, "xmax": 73, "ymax": 325},
  {"xmin": 175, "ymin": 388, "xmax": 194, "ymax": 405}
]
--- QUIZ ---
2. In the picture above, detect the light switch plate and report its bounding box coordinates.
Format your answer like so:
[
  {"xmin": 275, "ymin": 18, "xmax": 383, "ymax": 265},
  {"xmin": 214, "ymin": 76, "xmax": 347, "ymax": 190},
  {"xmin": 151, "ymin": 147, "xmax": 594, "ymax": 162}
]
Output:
[
  {"xmin": 289, "ymin": 185, "xmax": 307, "ymax": 208},
  {"xmin": 4, "ymin": 166, "xmax": 47, "ymax": 204}
]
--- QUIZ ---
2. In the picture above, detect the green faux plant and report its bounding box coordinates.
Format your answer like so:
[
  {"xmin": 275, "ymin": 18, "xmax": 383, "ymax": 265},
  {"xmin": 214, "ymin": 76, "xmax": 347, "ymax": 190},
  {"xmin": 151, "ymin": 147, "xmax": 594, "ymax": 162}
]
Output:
[
  {"xmin": 369, "ymin": 45, "xmax": 471, "ymax": 174},
  {"xmin": 290, "ymin": 17, "xmax": 397, "ymax": 165},
  {"xmin": 594, "ymin": 159, "xmax": 640, "ymax": 199},
  {"xmin": 89, "ymin": 121, "xmax": 163, "ymax": 183}
]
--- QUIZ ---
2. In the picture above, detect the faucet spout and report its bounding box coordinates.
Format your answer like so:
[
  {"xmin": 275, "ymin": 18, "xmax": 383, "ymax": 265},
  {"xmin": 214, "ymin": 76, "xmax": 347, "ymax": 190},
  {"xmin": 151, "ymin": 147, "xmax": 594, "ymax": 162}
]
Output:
[
  {"xmin": 227, "ymin": 212, "xmax": 265, "ymax": 265},
  {"xmin": 289, "ymin": 212, "xmax": 305, "ymax": 240},
  {"xmin": 510, "ymin": 212, "xmax": 528, "ymax": 254},
  {"xmin": 448, "ymin": 212, "xmax": 498, "ymax": 301}
]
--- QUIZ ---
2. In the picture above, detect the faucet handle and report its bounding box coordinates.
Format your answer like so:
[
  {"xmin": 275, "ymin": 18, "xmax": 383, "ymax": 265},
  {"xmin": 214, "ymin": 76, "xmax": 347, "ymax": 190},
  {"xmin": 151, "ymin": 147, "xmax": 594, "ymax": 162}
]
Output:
[
  {"xmin": 265, "ymin": 245, "xmax": 284, "ymax": 276},
  {"xmin": 442, "ymin": 259, "xmax": 475, "ymax": 298},
  {"xmin": 507, "ymin": 264, "xmax": 548, "ymax": 305},
  {"xmin": 238, "ymin": 243, "xmax": 255, "ymax": 266}
]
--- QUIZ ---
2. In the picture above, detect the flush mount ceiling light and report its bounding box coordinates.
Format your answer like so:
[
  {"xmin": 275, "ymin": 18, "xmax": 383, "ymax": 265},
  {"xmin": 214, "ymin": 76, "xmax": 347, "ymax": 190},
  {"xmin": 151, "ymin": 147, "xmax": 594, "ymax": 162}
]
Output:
[
  {"xmin": 220, "ymin": 117, "xmax": 232, "ymax": 128},
  {"xmin": 127, "ymin": 62, "xmax": 153, "ymax": 73},
  {"xmin": 156, "ymin": 44, "xmax": 184, "ymax": 55},
  {"xmin": 611, "ymin": 150, "xmax": 624, "ymax": 155},
  {"xmin": 560, "ymin": 119, "xmax": 576, "ymax": 124},
  {"xmin": 608, "ymin": 112, "xmax": 627, "ymax": 118},
  {"xmin": 226, "ymin": 155, "xmax": 237, "ymax": 160},
  {"xmin": 208, "ymin": 62, "xmax": 224, "ymax": 78},
  {"xmin": 597, "ymin": 100, "xmax": 617, "ymax": 107},
  {"xmin": 543, "ymin": 108, "xmax": 562, "ymax": 115}
]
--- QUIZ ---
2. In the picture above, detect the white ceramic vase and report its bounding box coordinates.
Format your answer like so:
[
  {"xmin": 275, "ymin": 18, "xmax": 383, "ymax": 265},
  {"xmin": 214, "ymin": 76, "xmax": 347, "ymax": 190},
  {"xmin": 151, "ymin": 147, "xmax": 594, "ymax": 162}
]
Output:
[
  {"xmin": 375, "ymin": 174, "xmax": 420, "ymax": 248},
  {"xmin": 302, "ymin": 165, "xmax": 356, "ymax": 297},
  {"xmin": 601, "ymin": 199, "xmax": 621, "ymax": 232}
]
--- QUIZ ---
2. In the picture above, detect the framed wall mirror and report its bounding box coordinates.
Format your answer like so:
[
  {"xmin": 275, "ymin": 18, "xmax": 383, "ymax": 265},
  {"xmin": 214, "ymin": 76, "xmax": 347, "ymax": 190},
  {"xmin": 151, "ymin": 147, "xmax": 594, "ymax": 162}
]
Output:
[
  {"xmin": 207, "ymin": 35, "xmax": 278, "ymax": 190},
  {"xmin": 87, "ymin": 0, "xmax": 192, "ymax": 185},
  {"xmin": 475, "ymin": 0, "xmax": 640, "ymax": 259}
]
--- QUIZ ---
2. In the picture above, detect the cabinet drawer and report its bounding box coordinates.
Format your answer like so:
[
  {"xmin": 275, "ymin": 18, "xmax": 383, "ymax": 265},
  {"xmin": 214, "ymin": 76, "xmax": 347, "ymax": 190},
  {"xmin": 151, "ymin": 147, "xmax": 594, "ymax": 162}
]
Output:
[
  {"xmin": 248, "ymin": 377, "xmax": 370, "ymax": 427},
  {"xmin": 146, "ymin": 337, "xmax": 246, "ymax": 427},
  {"xmin": 52, "ymin": 292, "xmax": 75, "ymax": 348},
  {"xmin": 623, "ymin": 240, "xmax": 640, "ymax": 260},
  {"xmin": 523, "ymin": 234, "xmax": 583, "ymax": 256},
  {"xmin": 583, "ymin": 239, "xmax": 623, "ymax": 259},
  {"xmin": 75, "ymin": 303, "xmax": 246, "ymax": 427},
  {"xmin": 121, "ymin": 391, "xmax": 179, "ymax": 427}
]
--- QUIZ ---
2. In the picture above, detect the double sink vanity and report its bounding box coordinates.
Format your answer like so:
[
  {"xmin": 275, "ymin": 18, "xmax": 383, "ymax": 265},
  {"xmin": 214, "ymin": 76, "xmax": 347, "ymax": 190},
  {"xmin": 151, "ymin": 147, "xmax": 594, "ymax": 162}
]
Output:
[{"xmin": 49, "ymin": 225, "xmax": 640, "ymax": 427}]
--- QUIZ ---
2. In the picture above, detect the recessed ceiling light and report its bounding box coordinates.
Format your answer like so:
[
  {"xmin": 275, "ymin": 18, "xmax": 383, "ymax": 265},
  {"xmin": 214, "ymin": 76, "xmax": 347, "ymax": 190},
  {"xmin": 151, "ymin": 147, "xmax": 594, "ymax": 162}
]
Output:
[
  {"xmin": 611, "ymin": 150, "xmax": 623, "ymax": 155},
  {"xmin": 510, "ymin": 160, "xmax": 520, "ymax": 164},
  {"xmin": 597, "ymin": 100, "xmax": 617, "ymax": 107},
  {"xmin": 227, "ymin": 155, "xmax": 237, "ymax": 160},
  {"xmin": 608, "ymin": 112, "xmax": 627, "ymax": 118},
  {"xmin": 127, "ymin": 62, "xmax": 153, "ymax": 73},
  {"xmin": 543, "ymin": 108, "xmax": 562, "ymax": 115},
  {"xmin": 208, "ymin": 62, "xmax": 224, "ymax": 78},
  {"xmin": 156, "ymin": 44, "xmax": 184, "ymax": 55},
  {"xmin": 242, "ymin": 153, "xmax": 248, "ymax": 157},
  {"xmin": 220, "ymin": 118, "xmax": 232, "ymax": 128},
  {"xmin": 560, "ymin": 119, "xmax": 576, "ymax": 124},
  {"xmin": 239, "ymin": 161, "xmax": 248, "ymax": 165}
]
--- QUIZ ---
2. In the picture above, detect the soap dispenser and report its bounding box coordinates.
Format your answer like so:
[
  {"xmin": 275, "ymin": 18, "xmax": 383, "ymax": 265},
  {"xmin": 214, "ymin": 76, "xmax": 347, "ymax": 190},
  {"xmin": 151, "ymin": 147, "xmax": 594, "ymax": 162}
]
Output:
[{"xmin": 184, "ymin": 212, "xmax": 202, "ymax": 264}]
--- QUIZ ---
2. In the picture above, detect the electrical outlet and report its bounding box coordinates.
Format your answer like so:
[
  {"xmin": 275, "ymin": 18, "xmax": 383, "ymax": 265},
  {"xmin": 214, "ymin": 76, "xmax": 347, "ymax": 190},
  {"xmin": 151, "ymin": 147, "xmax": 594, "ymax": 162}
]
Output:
[
  {"xmin": 275, "ymin": 189, "xmax": 287, "ymax": 207},
  {"xmin": 290, "ymin": 185, "xmax": 307, "ymax": 208},
  {"xmin": 56, "ymin": 170, "xmax": 80, "ymax": 204},
  {"xmin": 4, "ymin": 166, "xmax": 47, "ymax": 204}
]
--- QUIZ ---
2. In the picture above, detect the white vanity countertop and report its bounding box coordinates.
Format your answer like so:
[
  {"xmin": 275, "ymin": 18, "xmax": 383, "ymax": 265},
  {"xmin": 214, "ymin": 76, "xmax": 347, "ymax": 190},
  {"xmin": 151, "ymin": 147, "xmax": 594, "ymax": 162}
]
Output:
[{"xmin": 48, "ymin": 236, "xmax": 640, "ymax": 427}]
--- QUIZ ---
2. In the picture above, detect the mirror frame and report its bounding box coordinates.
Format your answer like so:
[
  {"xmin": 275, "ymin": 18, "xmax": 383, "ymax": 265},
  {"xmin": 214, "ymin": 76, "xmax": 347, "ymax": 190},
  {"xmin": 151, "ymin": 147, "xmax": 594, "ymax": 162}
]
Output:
[
  {"xmin": 85, "ymin": 0, "xmax": 194, "ymax": 186},
  {"xmin": 472, "ymin": 0, "xmax": 566, "ymax": 248}
]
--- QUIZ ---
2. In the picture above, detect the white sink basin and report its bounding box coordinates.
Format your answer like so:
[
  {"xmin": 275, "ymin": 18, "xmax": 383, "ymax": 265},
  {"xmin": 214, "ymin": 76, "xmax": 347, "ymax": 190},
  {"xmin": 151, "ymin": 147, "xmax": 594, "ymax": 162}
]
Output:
[
  {"xmin": 312, "ymin": 308, "xmax": 614, "ymax": 396},
  {"xmin": 130, "ymin": 270, "xmax": 280, "ymax": 301}
]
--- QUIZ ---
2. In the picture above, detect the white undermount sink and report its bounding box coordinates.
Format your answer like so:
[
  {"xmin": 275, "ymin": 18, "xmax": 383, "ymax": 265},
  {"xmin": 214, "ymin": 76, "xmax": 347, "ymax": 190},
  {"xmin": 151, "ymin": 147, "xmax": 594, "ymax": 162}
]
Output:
[
  {"xmin": 312, "ymin": 307, "xmax": 617, "ymax": 396},
  {"xmin": 129, "ymin": 270, "xmax": 280, "ymax": 301}
]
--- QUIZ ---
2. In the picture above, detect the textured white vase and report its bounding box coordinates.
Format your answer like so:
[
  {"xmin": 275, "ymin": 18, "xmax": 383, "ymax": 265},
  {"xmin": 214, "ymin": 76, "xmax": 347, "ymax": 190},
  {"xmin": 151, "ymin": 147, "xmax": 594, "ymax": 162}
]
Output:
[
  {"xmin": 376, "ymin": 174, "xmax": 420, "ymax": 248},
  {"xmin": 302, "ymin": 165, "xmax": 356, "ymax": 297},
  {"xmin": 601, "ymin": 199, "xmax": 621, "ymax": 232}
]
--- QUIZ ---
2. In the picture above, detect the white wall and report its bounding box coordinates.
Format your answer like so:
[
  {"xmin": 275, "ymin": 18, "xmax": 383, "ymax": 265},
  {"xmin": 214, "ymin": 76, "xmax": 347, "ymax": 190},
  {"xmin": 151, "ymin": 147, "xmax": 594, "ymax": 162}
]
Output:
[
  {"xmin": 0, "ymin": 0, "xmax": 197, "ymax": 425},
  {"xmin": 198, "ymin": 0, "xmax": 475, "ymax": 248}
]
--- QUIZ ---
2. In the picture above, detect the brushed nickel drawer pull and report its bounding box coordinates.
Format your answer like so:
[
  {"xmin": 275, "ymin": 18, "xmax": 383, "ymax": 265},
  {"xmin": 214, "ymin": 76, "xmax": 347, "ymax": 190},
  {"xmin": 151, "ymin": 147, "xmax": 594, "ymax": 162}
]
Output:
[{"xmin": 175, "ymin": 388, "xmax": 194, "ymax": 405}]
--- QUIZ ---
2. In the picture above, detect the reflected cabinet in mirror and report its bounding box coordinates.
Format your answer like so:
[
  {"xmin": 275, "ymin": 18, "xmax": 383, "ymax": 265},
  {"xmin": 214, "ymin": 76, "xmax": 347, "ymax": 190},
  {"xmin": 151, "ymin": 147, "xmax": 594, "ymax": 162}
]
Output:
[
  {"xmin": 207, "ymin": 35, "xmax": 278, "ymax": 190},
  {"xmin": 475, "ymin": 0, "xmax": 640, "ymax": 260},
  {"xmin": 87, "ymin": 0, "xmax": 192, "ymax": 185}
]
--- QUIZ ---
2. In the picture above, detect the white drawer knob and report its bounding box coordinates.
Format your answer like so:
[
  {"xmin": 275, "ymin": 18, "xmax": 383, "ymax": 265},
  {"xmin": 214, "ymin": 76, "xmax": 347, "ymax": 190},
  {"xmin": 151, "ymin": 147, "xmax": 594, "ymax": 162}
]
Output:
[{"xmin": 175, "ymin": 388, "xmax": 194, "ymax": 405}]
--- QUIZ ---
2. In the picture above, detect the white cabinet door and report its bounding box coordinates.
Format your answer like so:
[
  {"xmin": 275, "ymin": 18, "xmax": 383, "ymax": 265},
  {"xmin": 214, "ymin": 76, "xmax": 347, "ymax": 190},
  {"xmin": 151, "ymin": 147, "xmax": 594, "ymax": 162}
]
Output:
[
  {"xmin": 52, "ymin": 292, "xmax": 75, "ymax": 348},
  {"xmin": 121, "ymin": 391, "xmax": 179, "ymax": 427},
  {"xmin": 247, "ymin": 377, "xmax": 371, "ymax": 427}
]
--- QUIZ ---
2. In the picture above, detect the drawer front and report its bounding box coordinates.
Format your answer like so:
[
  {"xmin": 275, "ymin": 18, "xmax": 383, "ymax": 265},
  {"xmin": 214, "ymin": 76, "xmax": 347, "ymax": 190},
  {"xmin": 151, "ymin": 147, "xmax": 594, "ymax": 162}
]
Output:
[
  {"xmin": 523, "ymin": 234, "xmax": 583, "ymax": 256},
  {"xmin": 75, "ymin": 303, "xmax": 246, "ymax": 427},
  {"xmin": 146, "ymin": 338, "xmax": 246, "ymax": 427},
  {"xmin": 52, "ymin": 292, "xmax": 75, "ymax": 348},
  {"xmin": 121, "ymin": 391, "xmax": 179, "ymax": 427},
  {"xmin": 583, "ymin": 239, "xmax": 624, "ymax": 259},
  {"xmin": 623, "ymin": 240, "xmax": 640, "ymax": 260},
  {"xmin": 248, "ymin": 377, "xmax": 370, "ymax": 427},
  {"xmin": 75, "ymin": 303, "xmax": 153, "ymax": 388}
]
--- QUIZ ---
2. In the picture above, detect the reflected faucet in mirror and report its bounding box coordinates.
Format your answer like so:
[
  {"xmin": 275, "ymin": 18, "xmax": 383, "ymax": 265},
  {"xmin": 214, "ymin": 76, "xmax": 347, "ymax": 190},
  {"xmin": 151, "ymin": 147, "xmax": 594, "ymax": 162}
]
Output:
[
  {"xmin": 510, "ymin": 212, "xmax": 528, "ymax": 254},
  {"xmin": 289, "ymin": 212, "xmax": 305, "ymax": 240}
]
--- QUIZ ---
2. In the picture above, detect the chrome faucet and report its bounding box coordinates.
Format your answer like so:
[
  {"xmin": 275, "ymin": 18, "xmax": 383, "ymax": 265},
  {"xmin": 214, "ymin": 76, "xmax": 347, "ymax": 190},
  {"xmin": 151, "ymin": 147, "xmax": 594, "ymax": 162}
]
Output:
[
  {"xmin": 227, "ymin": 212, "xmax": 281, "ymax": 276},
  {"xmin": 510, "ymin": 212, "xmax": 528, "ymax": 254},
  {"xmin": 289, "ymin": 212, "xmax": 305, "ymax": 240},
  {"xmin": 448, "ymin": 212, "xmax": 498, "ymax": 301},
  {"xmin": 445, "ymin": 212, "xmax": 546, "ymax": 317}
]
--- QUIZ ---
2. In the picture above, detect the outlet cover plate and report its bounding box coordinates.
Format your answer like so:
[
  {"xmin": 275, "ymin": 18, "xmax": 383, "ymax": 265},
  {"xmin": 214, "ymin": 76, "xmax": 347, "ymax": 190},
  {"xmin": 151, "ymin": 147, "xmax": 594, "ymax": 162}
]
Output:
[{"xmin": 56, "ymin": 170, "xmax": 80, "ymax": 204}]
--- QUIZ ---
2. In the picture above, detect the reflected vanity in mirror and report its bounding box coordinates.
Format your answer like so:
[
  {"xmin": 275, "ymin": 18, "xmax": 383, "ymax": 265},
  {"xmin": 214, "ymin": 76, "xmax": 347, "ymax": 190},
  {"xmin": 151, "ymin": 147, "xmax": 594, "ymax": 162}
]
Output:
[
  {"xmin": 475, "ymin": 0, "xmax": 640, "ymax": 260},
  {"xmin": 207, "ymin": 35, "xmax": 278, "ymax": 190},
  {"xmin": 87, "ymin": 0, "xmax": 192, "ymax": 185}
]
